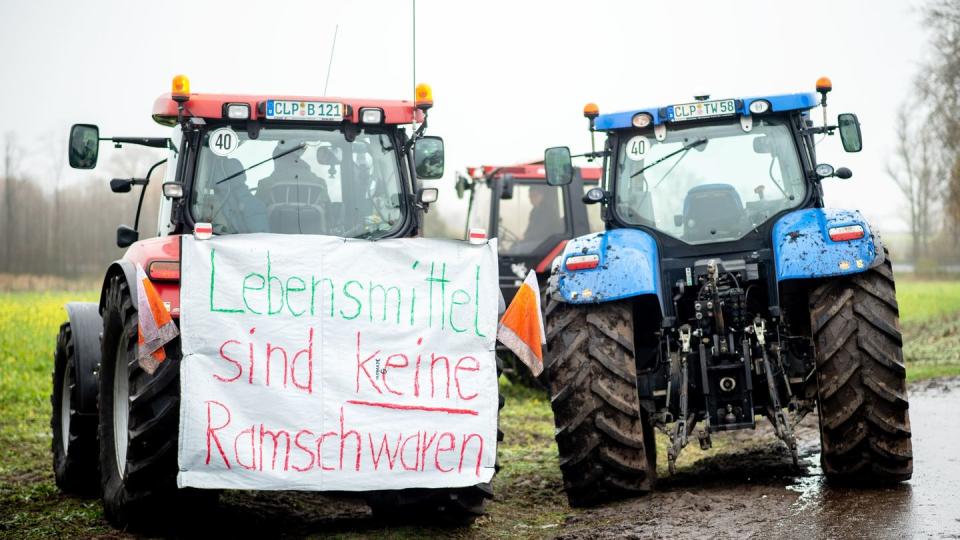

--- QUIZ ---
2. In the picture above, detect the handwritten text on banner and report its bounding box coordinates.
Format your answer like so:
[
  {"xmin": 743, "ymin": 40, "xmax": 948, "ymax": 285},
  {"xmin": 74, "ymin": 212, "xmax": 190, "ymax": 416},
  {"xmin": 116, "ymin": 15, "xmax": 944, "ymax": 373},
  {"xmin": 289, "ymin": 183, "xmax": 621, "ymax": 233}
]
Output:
[{"xmin": 177, "ymin": 234, "xmax": 499, "ymax": 491}]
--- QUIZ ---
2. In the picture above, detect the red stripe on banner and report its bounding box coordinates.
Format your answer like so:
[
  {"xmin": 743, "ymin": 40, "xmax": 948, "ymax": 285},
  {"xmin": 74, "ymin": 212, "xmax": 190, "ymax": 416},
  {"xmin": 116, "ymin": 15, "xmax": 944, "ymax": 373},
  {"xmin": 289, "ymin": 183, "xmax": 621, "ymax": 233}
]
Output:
[{"xmin": 346, "ymin": 400, "xmax": 478, "ymax": 416}]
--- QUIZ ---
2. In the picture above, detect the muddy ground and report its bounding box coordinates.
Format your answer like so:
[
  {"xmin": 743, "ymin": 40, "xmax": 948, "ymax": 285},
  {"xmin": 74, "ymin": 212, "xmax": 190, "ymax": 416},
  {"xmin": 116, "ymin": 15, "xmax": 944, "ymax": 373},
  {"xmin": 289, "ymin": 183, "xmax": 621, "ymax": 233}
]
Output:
[
  {"xmin": 557, "ymin": 377, "xmax": 960, "ymax": 540},
  {"xmin": 6, "ymin": 378, "xmax": 957, "ymax": 539},
  {"xmin": 141, "ymin": 378, "xmax": 958, "ymax": 540}
]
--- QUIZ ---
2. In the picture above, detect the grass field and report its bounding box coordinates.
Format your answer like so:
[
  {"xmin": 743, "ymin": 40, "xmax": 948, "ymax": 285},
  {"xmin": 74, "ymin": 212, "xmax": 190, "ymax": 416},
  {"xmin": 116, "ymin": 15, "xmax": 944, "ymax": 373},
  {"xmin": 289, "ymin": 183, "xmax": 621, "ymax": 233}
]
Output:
[{"xmin": 1, "ymin": 279, "xmax": 959, "ymax": 538}]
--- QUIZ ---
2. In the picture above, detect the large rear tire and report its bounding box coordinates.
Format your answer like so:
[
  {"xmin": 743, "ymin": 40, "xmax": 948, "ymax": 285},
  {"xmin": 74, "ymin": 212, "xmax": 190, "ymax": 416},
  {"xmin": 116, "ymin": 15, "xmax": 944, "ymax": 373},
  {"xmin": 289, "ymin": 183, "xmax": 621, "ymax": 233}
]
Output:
[
  {"xmin": 98, "ymin": 275, "xmax": 210, "ymax": 530},
  {"xmin": 544, "ymin": 299, "xmax": 655, "ymax": 507},
  {"xmin": 809, "ymin": 256, "xmax": 912, "ymax": 483},
  {"xmin": 51, "ymin": 322, "xmax": 99, "ymax": 495}
]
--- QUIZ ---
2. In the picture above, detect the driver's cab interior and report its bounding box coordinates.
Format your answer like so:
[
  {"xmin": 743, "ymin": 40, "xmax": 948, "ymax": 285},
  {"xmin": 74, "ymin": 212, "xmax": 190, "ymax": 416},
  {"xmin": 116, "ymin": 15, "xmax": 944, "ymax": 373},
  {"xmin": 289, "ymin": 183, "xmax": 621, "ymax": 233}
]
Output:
[
  {"xmin": 193, "ymin": 127, "xmax": 403, "ymax": 238},
  {"xmin": 616, "ymin": 117, "xmax": 806, "ymax": 245}
]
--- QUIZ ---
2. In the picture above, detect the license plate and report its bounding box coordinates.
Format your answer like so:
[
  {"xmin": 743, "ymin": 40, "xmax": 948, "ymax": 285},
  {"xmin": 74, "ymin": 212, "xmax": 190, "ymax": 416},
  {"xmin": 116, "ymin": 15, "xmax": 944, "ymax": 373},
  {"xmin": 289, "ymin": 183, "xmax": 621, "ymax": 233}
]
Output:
[
  {"xmin": 670, "ymin": 99, "xmax": 737, "ymax": 122},
  {"xmin": 265, "ymin": 100, "xmax": 344, "ymax": 121}
]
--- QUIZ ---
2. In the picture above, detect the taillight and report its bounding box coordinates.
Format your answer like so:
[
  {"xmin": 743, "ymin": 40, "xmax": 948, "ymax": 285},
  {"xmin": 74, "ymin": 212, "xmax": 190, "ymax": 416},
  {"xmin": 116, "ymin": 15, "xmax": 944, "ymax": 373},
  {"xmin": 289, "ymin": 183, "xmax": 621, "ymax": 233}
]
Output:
[
  {"xmin": 565, "ymin": 254, "xmax": 600, "ymax": 271},
  {"xmin": 828, "ymin": 225, "xmax": 865, "ymax": 242},
  {"xmin": 148, "ymin": 260, "xmax": 181, "ymax": 281}
]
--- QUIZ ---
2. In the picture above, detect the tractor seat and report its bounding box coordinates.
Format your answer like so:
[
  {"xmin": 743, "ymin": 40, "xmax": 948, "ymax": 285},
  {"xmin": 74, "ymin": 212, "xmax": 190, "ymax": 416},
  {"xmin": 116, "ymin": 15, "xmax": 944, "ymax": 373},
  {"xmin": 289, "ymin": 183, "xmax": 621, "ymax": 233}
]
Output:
[
  {"xmin": 681, "ymin": 183, "xmax": 746, "ymax": 242},
  {"xmin": 265, "ymin": 182, "xmax": 330, "ymax": 234}
]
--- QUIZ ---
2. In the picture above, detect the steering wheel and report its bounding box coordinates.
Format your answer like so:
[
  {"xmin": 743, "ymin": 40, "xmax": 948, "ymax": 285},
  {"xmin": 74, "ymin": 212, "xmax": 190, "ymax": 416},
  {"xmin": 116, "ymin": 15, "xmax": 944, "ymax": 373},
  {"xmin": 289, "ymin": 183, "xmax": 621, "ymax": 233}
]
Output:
[{"xmin": 499, "ymin": 223, "xmax": 521, "ymax": 244}]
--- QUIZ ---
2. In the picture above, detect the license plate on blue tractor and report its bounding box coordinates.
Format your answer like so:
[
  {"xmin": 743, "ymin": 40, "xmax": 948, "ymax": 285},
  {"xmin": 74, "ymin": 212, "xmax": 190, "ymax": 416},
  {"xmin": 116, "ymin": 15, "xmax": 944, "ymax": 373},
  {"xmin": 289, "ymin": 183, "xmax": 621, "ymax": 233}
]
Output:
[
  {"xmin": 670, "ymin": 99, "xmax": 736, "ymax": 121},
  {"xmin": 265, "ymin": 100, "xmax": 344, "ymax": 121}
]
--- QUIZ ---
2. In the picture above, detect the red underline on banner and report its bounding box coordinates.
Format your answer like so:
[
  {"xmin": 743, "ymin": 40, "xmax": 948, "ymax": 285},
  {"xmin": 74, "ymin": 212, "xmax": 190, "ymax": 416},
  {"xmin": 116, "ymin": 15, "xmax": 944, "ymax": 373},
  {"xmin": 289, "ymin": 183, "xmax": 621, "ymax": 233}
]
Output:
[{"xmin": 345, "ymin": 400, "xmax": 479, "ymax": 416}]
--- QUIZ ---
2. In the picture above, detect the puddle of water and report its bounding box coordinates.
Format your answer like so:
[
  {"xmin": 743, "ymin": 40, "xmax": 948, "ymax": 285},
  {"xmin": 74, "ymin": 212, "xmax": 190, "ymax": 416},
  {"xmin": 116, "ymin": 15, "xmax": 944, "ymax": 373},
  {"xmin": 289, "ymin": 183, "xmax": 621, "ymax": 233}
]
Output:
[
  {"xmin": 786, "ymin": 451, "xmax": 824, "ymax": 514},
  {"xmin": 777, "ymin": 383, "xmax": 960, "ymax": 538}
]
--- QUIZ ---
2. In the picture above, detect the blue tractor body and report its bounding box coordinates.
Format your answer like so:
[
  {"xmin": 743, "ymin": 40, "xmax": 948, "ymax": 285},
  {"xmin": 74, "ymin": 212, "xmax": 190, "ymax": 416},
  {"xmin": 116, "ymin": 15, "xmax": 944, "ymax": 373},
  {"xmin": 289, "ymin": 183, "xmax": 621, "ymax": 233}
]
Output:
[
  {"xmin": 555, "ymin": 207, "xmax": 882, "ymax": 303},
  {"xmin": 592, "ymin": 92, "xmax": 819, "ymax": 129},
  {"xmin": 541, "ymin": 83, "xmax": 912, "ymax": 504}
]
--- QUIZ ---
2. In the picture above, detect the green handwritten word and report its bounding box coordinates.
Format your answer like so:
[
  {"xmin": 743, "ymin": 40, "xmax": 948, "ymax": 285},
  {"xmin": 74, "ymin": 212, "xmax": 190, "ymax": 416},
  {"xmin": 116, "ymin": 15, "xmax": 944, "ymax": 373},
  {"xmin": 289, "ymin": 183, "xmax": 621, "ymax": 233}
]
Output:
[{"xmin": 207, "ymin": 249, "xmax": 490, "ymax": 337}]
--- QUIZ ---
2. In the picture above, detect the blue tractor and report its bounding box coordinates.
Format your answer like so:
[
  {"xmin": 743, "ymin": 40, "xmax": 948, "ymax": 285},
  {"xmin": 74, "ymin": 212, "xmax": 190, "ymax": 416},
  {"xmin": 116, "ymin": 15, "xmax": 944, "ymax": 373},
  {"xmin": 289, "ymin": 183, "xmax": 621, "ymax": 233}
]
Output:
[{"xmin": 541, "ymin": 78, "xmax": 911, "ymax": 507}]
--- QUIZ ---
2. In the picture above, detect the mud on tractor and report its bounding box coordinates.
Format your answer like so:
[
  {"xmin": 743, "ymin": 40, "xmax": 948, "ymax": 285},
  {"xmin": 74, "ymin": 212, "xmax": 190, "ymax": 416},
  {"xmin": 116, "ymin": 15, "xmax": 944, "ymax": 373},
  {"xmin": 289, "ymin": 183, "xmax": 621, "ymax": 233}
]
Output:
[
  {"xmin": 455, "ymin": 162, "xmax": 602, "ymax": 384},
  {"xmin": 541, "ymin": 78, "xmax": 912, "ymax": 506},
  {"xmin": 51, "ymin": 76, "xmax": 500, "ymax": 529}
]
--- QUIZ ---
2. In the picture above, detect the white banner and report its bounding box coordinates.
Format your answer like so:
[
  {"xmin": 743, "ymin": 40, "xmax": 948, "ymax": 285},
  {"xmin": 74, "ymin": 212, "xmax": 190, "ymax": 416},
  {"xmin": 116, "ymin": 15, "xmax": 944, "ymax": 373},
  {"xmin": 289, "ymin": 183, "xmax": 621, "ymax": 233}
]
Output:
[{"xmin": 177, "ymin": 234, "xmax": 499, "ymax": 491}]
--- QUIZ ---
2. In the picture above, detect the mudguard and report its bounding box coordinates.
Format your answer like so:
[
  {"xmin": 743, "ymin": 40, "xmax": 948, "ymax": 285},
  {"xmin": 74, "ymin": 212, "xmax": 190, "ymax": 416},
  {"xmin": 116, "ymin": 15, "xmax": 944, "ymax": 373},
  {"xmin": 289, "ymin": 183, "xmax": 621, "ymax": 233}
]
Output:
[
  {"xmin": 553, "ymin": 229, "xmax": 662, "ymax": 307},
  {"xmin": 99, "ymin": 260, "xmax": 138, "ymax": 314},
  {"xmin": 63, "ymin": 302, "xmax": 103, "ymax": 415},
  {"xmin": 773, "ymin": 208, "xmax": 883, "ymax": 281}
]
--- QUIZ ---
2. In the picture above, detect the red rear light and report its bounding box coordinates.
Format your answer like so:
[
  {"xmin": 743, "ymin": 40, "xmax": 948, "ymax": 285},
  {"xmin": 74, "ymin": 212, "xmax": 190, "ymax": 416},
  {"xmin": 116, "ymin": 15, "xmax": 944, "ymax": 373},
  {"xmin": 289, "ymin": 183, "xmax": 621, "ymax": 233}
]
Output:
[
  {"xmin": 565, "ymin": 254, "xmax": 600, "ymax": 271},
  {"xmin": 828, "ymin": 225, "xmax": 864, "ymax": 242},
  {"xmin": 148, "ymin": 260, "xmax": 180, "ymax": 281}
]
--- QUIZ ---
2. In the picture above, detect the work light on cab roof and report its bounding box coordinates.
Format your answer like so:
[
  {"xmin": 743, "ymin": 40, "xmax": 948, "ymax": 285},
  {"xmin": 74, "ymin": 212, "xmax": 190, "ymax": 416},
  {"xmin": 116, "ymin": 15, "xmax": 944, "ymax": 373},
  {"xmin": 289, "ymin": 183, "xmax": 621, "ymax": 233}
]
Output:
[
  {"xmin": 415, "ymin": 83, "xmax": 433, "ymax": 110},
  {"xmin": 171, "ymin": 74, "xmax": 190, "ymax": 103}
]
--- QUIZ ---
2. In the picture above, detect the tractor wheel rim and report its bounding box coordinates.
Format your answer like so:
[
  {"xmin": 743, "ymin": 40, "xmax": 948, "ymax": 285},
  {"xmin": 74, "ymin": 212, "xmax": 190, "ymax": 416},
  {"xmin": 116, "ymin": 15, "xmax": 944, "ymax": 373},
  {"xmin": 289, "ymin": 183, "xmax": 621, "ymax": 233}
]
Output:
[
  {"xmin": 113, "ymin": 348, "xmax": 130, "ymax": 477},
  {"xmin": 60, "ymin": 367, "xmax": 72, "ymax": 454}
]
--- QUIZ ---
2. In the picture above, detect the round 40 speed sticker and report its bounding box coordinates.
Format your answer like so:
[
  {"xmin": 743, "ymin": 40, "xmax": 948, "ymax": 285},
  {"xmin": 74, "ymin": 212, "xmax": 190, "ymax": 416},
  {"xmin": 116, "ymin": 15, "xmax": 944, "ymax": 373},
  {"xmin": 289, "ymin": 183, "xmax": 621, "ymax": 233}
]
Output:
[
  {"xmin": 625, "ymin": 135, "xmax": 649, "ymax": 161},
  {"xmin": 208, "ymin": 127, "xmax": 239, "ymax": 156}
]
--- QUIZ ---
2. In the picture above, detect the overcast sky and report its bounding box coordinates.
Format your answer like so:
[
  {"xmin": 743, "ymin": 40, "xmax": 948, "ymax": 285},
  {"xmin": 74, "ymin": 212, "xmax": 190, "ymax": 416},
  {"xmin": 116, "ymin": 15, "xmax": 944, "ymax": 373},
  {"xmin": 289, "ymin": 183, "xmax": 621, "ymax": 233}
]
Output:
[{"xmin": 0, "ymin": 0, "xmax": 928, "ymax": 232}]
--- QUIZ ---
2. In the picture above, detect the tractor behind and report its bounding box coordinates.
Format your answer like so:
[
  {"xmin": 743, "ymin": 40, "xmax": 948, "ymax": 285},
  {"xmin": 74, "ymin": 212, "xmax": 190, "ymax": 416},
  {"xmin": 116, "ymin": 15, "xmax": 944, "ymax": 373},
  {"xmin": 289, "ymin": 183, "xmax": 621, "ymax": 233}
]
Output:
[{"xmin": 455, "ymin": 163, "xmax": 602, "ymax": 384}]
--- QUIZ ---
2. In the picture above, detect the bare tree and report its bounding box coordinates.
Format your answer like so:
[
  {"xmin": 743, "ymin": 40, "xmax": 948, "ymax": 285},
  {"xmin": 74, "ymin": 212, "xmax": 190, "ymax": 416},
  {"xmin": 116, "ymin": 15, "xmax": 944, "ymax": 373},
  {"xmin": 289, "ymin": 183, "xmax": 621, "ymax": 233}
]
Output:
[
  {"xmin": 2, "ymin": 133, "xmax": 21, "ymax": 265},
  {"xmin": 917, "ymin": 0, "xmax": 960, "ymax": 246},
  {"xmin": 886, "ymin": 106, "xmax": 944, "ymax": 261}
]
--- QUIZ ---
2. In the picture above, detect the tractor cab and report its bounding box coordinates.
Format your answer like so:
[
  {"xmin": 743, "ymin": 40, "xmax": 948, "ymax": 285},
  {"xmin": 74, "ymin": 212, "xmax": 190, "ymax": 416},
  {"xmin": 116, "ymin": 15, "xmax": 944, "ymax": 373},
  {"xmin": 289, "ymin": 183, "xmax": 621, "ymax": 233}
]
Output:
[
  {"xmin": 455, "ymin": 162, "xmax": 602, "ymax": 303},
  {"xmin": 545, "ymin": 83, "xmax": 863, "ymax": 255},
  {"xmin": 67, "ymin": 75, "xmax": 443, "ymax": 316}
]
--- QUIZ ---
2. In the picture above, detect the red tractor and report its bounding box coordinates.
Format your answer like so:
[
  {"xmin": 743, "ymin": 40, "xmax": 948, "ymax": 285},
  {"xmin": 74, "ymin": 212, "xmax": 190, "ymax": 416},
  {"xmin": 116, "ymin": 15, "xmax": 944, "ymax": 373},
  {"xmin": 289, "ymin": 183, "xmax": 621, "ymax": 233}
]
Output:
[
  {"xmin": 456, "ymin": 162, "xmax": 601, "ymax": 383},
  {"xmin": 52, "ymin": 76, "xmax": 499, "ymax": 530}
]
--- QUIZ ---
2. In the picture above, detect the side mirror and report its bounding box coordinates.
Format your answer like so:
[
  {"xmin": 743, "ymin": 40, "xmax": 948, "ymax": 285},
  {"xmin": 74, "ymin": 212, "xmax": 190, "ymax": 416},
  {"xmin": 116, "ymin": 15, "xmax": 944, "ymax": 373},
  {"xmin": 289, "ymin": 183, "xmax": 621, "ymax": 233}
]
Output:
[
  {"xmin": 544, "ymin": 146, "xmax": 573, "ymax": 186},
  {"xmin": 117, "ymin": 225, "xmax": 138, "ymax": 248},
  {"xmin": 499, "ymin": 174, "xmax": 514, "ymax": 200},
  {"xmin": 454, "ymin": 173, "xmax": 473, "ymax": 200},
  {"xmin": 110, "ymin": 178, "xmax": 133, "ymax": 193},
  {"xmin": 752, "ymin": 135, "xmax": 771, "ymax": 154},
  {"xmin": 414, "ymin": 136, "xmax": 444, "ymax": 179},
  {"xmin": 68, "ymin": 124, "xmax": 100, "ymax": 169},
  {"xmin": 837, "ymin": 113, "xmax": 862, "ymax": 153}
]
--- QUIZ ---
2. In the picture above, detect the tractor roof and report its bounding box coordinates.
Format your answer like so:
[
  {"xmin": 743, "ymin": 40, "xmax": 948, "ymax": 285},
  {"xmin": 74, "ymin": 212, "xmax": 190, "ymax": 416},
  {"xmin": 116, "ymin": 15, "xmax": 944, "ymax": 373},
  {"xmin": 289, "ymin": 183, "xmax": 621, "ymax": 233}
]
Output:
[
  {"xmin": 468, "ymin": 162, "xmax": 601, "ymax": 182},
  {"xmin": 151, "ymin": 93, "xmax": 423, "ymax": 127},
  {"xmin": 593, "ymin": 92, "xmax": 817, "ymax": 130}
]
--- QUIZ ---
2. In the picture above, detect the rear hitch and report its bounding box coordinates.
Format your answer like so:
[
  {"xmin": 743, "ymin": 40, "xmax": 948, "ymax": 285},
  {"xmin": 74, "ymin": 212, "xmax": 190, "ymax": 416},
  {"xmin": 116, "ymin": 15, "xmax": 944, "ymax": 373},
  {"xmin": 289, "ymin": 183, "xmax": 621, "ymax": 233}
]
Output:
[
  {"xmin": 755, "ymin": 318, "xmax": 799, "ymax": 466},
  {"xmin": 667, "ymin": 325, "xmax": 694, "ymax": 474}
]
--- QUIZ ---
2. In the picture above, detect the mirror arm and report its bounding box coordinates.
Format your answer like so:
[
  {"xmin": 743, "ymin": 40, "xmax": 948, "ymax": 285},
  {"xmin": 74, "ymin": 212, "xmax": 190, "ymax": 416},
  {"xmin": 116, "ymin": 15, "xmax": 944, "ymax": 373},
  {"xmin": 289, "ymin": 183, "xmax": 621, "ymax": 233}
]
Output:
[
  {"xmin": 800, "ymin": 125, "xmax": 837, "ymax": 136},
  {"xmin": 403, "ymin": 114, "xmax": 429, "ymax": 154},
  {"xmin": 132, "ymin": 158, "xmax": 168, "ymax": 233},
  {"xmin": 571, "ymin": 150, "xmax": 610, "ymax": 159},
  {"xmin": 104, "ymin": 137, "xmax": 171, "ymax": 149}
]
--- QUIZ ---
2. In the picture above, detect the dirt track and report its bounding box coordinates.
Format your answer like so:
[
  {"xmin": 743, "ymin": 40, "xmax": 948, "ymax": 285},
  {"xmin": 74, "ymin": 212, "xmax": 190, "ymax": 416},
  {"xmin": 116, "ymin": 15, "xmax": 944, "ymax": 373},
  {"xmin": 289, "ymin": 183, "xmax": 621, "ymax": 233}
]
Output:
[{"xmin": 558, "ymin": 377, "xmax": 960, "ymax": 540}]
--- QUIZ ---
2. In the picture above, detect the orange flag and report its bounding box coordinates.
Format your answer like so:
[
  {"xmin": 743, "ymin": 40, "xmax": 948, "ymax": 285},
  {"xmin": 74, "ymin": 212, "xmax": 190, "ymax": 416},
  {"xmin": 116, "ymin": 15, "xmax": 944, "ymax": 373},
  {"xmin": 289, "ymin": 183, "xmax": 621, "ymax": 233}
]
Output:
[
  {"xmin": 497, "ymin": 270, "xmax": 546, "ymax": 377},
  {"xmin": 136, "ymin": 264, "xmax": 178, "ymax": 375}
]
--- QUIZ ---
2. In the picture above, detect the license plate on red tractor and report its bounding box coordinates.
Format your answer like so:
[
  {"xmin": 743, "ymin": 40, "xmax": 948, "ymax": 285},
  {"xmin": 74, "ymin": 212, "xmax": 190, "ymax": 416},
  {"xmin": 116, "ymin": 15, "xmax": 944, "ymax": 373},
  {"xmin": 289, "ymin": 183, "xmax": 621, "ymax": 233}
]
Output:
[{"xmin": 265, "ymin": 100, "xmax": 344, "ymax": 121}]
